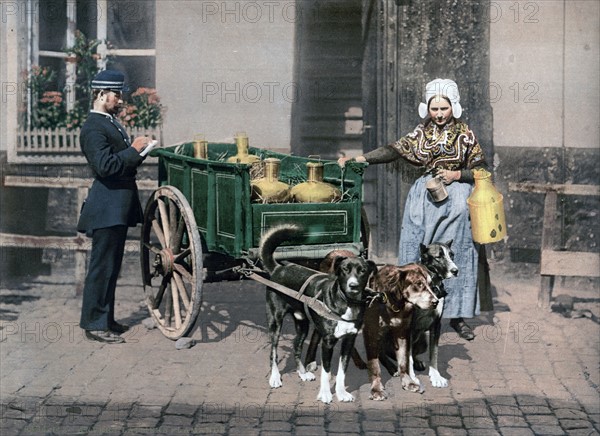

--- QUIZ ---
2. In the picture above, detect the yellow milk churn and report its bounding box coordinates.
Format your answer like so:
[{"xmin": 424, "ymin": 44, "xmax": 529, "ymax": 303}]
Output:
[
  {"xmin": 251, "ymin": 158, "xmax": 291, "ymax": 203},
  {"xmin": 466, "ymin": 169, "xmax": 507, "ymax": 243},
  {"xmin": 193, "ymin": 134, "xmax": 208, "ymax": 159},
  {"xmin": 291, "ymin": 162, "xmax": 341, "ymax": 203},
  {"xmin": 227, "ymin": 132, "xmax": 260, "ymax": 164}
]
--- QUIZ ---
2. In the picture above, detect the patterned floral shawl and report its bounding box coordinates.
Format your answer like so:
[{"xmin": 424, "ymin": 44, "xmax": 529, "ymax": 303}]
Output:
[{"xmin": 391, "ymin": 118, "xmax": 486, "ymax": 171}]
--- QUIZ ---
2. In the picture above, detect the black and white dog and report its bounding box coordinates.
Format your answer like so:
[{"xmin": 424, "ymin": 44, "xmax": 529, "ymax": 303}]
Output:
[
  {"xmin": 259, "ymin": 225, "xmax": 376, "ymax": 403},
  {"xmin": 408, "ymin": 240, "xmax": 458, "ymax": 389}
]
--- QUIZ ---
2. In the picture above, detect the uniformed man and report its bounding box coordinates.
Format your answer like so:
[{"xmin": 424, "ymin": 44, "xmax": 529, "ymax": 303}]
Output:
[{"xmin": 77, "ymin": 69, "xmax": 153, "ymax": 343}]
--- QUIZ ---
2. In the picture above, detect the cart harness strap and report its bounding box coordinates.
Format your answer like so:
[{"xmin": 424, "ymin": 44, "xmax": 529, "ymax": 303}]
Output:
[{"xmin": 246, "ymin": 272, "xmax": 345, "ymax": 322}]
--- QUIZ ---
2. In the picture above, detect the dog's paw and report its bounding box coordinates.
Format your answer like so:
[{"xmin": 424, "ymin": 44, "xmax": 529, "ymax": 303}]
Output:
[
  {"xmin": 336, "ymin": 390, "xmax": 355, "ymax": 402},
  {"xmin": 369, "ymin": 390, "xmax": 387, "ymax": 401},
  {"xmin": 410, "ymin": 373, "xmax": 421, "ymax": 386},
  {"xmin": 429, "ymin": 367, "xmax": 448, "ymax": 388},
  {"xmin": 317, "ymin": 388, "xmax": 333, "ymax": 404},
  {"xmin": 298, "ymin": 371, "xmax": 316, "ymax": 382},
  {"xmin": 269, "ymin": 369, "xmax": 283, "ymax": 388},
  {"xmin": 306, "ymin": 361, "xmax": 318, "ymax": 372},
  {"xmin": 401, "ymin": 375, "xmax": 421, "ymax": 393}
]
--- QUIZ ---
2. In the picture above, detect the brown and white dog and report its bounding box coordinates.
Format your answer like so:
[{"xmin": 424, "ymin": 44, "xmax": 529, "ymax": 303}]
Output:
[
  {"xmin": 363, "ymin": 263, "xmax": 438, "ymax": 400},
  {"xmin": 306, "ymin": 243, "xmax": 457, "ymax": 393}
]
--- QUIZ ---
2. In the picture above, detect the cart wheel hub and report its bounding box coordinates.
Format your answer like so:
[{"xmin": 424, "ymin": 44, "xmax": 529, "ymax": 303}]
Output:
[{"xmin": 153, "ymin": 248, "xmax": 175, "ymax": 275}]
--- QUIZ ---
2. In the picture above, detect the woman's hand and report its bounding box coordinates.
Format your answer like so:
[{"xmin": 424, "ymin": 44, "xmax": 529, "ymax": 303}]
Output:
[
  {"xmin": 437, "ymin": 169, "xmax": 461, "ymax": 184},
  {"xmin": 338, "ymin": 155, "xmax": 366, "ymax": 167}
]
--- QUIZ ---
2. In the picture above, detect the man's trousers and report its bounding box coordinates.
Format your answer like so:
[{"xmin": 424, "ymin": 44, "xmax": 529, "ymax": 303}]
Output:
[{"xmin": 80, "ymin": 225, "xmax": 128, "ymax": 330}]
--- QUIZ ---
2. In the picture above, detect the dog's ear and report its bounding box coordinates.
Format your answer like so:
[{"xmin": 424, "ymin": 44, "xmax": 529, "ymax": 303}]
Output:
[
  {"xmin": 333, "ymin": 256, "xmax": 347, "ymax": 272},
  {"xmin": 445, "ymin": 239, "xmax": 453, "ymax": 248},
  {"xmin": 419, "ymin": 243, "xmax": 427, "ymax": 255},
  {"xmin": 367, "ymin": 260, "xmax": 377, "ymax": 276},
  {"xmin": 396, "ymin": 270, "xmax": 411, "ymax": 297}
]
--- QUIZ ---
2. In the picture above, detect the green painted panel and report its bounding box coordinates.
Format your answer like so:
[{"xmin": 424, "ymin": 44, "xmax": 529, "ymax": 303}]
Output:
[
  {"xmin": 251, "ymin": 202, "xmax": 357, "ymax": 247},
  {"xmin": 215, "ymin": 171, "xmax": 238, "ymax": 254},
  {"xmin": 167, "ymin": 163, "xmax": 186, "ymax": 192},
  {"xmin": 191, "ymin": 168, "xmax": 209, "ymax": 234}
]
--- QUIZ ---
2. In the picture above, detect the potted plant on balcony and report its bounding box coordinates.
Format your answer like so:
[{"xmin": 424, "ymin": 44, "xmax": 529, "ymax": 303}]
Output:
[{"xmin": 18, "ymin": 31, "xmax": 163, "ymax": 157}]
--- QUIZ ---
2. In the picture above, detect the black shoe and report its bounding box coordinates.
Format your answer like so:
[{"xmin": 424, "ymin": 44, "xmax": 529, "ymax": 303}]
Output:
[
  {"xmin": 85, "ymin": 330, "xmax": 125, "ymax": 344},
  {"xmin": 109, "ymin": 322, "xmax": 130, "ymax": 334},
  {"xmin": 450, "ymin": 318, "xmax": 475, "ymax": 341}
]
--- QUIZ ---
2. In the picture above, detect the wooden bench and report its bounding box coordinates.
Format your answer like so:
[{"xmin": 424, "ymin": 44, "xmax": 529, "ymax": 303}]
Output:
[{"xmin": 509, "ymin": 182, "xmax": 600, "ymax": 308}]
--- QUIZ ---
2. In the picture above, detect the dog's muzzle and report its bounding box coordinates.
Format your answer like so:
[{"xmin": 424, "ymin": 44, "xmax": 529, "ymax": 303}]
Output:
[{"xmin": 427, "ymin": 287, "xmax": 440, "ymax": 306}]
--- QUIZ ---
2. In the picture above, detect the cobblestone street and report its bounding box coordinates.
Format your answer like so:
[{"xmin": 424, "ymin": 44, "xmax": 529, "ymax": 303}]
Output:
[{"xmin": 1, "ymin": 258, "xmax": 599, "ymax": 435}]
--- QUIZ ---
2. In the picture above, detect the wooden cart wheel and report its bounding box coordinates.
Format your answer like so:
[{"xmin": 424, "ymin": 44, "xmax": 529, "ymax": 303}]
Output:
[
  {"xmin": 360, "ymin": 206, "xmax": 371, "ymax": 258},
  {"xmin": 140, "ymin": 186, "xmax": 203, "ymax": 340}
]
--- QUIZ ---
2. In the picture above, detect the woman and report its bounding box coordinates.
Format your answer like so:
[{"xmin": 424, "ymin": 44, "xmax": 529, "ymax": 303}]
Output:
[{"xmin": 339, "ymin": 78, "xmax": 490, "ymax": 340}]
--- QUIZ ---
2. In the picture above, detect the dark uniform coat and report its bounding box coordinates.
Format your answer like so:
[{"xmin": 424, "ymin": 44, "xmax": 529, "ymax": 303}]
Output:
[{"xmin": 77, "ymin": 112, "xmax": 144, "ymax": 235}]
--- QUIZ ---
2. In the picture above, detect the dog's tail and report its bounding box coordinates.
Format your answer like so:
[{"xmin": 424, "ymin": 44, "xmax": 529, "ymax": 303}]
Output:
[{"xmin": 259, "ymin": 224, "xmax": 302, "ymax": 274}]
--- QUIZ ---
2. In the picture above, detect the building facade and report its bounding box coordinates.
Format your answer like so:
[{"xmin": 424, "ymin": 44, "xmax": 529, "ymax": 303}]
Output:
[{"xmin": 1, "ymin": 0, "xmax": 598, "ymax": 264}]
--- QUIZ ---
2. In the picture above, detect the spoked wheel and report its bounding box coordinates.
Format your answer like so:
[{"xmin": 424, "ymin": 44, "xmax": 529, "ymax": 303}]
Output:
[
  {"xmin": 141, "ymin": 186, "xmax": 203, "ymax": 340},
  {"xmin": 360, "ymin": 206, "xmax": 371, "ymax": 258}
]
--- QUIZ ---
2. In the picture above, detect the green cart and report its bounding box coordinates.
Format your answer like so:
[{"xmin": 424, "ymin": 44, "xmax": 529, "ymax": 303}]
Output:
[{"xmin": 141, "ymin": 142, "xmax": 369, "ymax": 340}]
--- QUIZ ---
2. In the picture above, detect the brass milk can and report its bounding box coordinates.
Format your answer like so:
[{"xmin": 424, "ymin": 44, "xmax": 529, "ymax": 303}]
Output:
[
  {"xmin": 291, "ymin": 162, "xmax": 341, "ymax": 203},
  {"xmin": 227, "ymin": 132, "xmax": 260, "ymax": 164},
  {"xmin": 466, "ymin": 169, "xmax": 507, "ymax": 243},
  {"xmin": 193, "ymin": 134, "xmax": 208, "ymax": 159},
  {"xmin": 251, "ymin": 158, "xmax": 291, "ymax": 203}
]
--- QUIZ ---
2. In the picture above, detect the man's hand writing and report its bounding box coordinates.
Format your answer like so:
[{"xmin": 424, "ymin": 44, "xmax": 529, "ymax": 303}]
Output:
[{"xmin": 132, "ymin": 136, "xmax": 150, "ymax": 153}]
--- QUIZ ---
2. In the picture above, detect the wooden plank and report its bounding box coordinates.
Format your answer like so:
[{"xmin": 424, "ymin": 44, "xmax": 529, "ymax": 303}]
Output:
[
  {"xmin": 69, "ymin": 129, "xmax": 76, "ymax": 151},
  {"xmin": 541, "ymin": 250, "xmax": 600, "ymax": 278},
  {"xmin": 4, "ymin": 176, "xmax": 157, "ymax": 190},
  {"xmin": 509, "ymin": 182, "xmax": 600, "ymax": 196},
  {"xmin": 0, "ymin": 232, "xmax": 140, "ymax": 252},
  {"xmin": 539, "ymin": 275, "xmax": 554, "ymax": 309},
  {"xmin": 75, "ymin": 187, "xmax": 89, "ymax": 296},
  {"xmin": 0, "ymin": 233, "xmax": 90, "ymax": 250},
  {"xmin": 538, "ymin": 191, "xmax": 558, "ymax": 308},
  {"xmin": 540, "ymin": 191, "xmax": 558, "ymax": 250},
  {"xmin": 32, "ymin": 128, "xmax": 39, "ymax": 150}
]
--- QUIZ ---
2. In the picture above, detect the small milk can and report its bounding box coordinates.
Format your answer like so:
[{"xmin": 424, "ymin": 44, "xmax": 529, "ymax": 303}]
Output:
[
  {"xmin": 227, "ymin": 132, "xmax": 260, "ymax": 164},
  {"xmin": 193, "ymin": 134, "xmax": 208, "ymax": 159},
  {"xmin": 291, "ymin": 162, "xmax": 341, "ymax": 203},
  {"xmin": 425, "ymin": 175, "xmax": 448, "ymax": 202},
  {"xmin": 466, "ymin": 169, "xmax": 507, "ymax": 243},
  {"xmin": 251, "ymin": 158, "xmax": 291, "ymax": 203}
]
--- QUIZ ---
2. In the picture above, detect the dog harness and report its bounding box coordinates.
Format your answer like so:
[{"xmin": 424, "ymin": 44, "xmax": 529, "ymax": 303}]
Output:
[
  {"xmin": 298, "ymin": 273, "xmax": 362, "ymax": 323},
  {"xmin": 246, "ymin": 271, "xmax": 345, "ymax": 322},
  {"xmin": 379, "ymin": 292, "xmax": 403, "ymax": 313}
]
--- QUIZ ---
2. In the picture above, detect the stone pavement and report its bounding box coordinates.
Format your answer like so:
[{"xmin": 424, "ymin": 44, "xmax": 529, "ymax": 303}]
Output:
[{"xmin": 1, "ymin": 258, "xmax": 599, "ymax": 436}]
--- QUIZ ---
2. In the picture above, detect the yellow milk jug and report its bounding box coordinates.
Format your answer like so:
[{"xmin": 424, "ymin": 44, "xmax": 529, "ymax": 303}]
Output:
[
  {"xmin": 290, "ymin": 162, "xmax": 341, "ymax": 203},
  {"xmin": 466, "ymin": 169, "xmax": 507, "ymax": 243},
  {"xmin": 251, "ymin": 158, "xmax": 291, "ymax": 203},
  {"xmin": 227, "ymin": 132, "xmax": 260, "ymax": 164}
]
